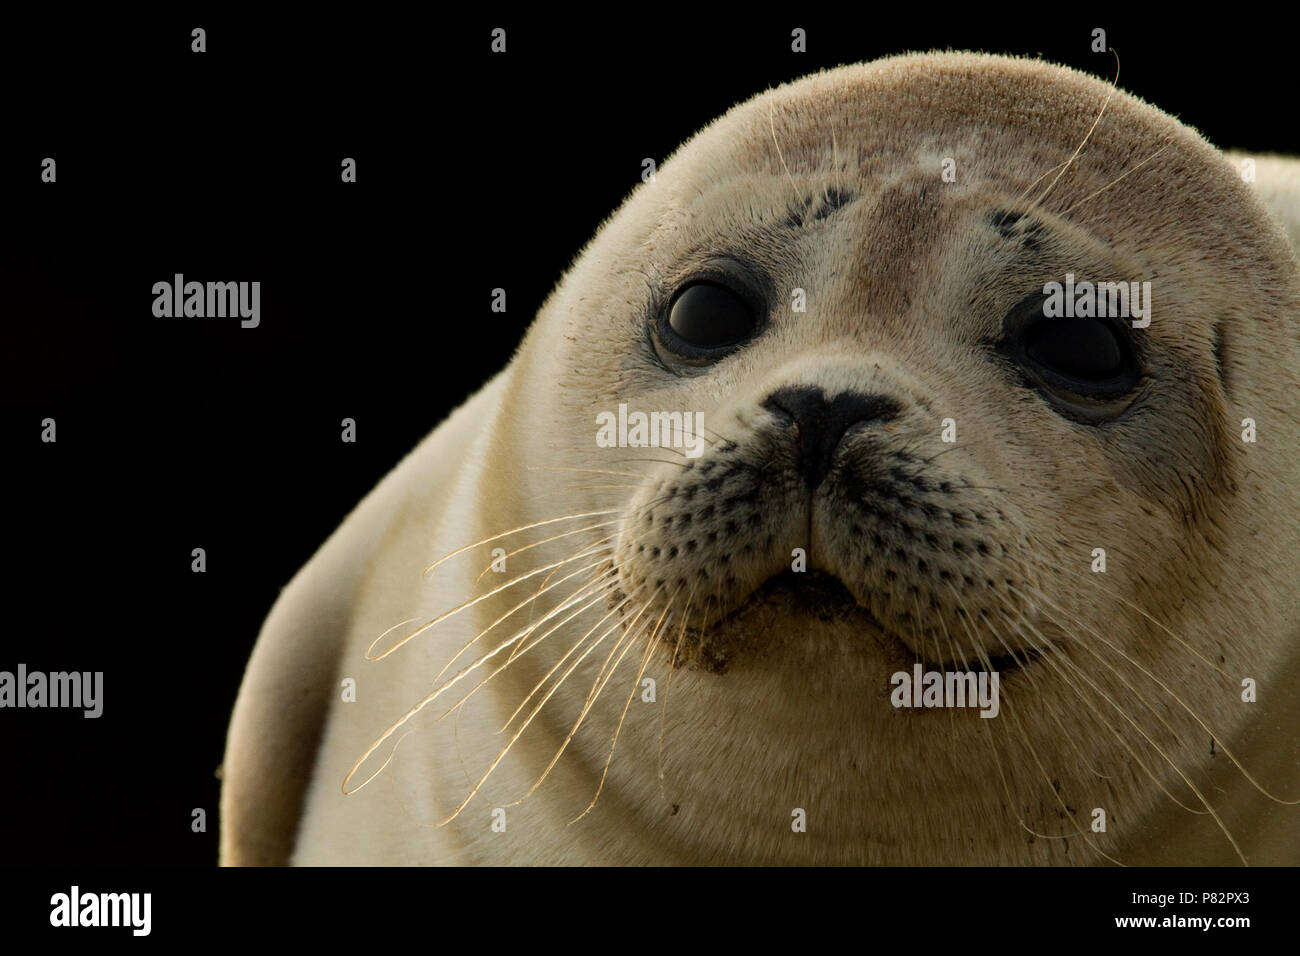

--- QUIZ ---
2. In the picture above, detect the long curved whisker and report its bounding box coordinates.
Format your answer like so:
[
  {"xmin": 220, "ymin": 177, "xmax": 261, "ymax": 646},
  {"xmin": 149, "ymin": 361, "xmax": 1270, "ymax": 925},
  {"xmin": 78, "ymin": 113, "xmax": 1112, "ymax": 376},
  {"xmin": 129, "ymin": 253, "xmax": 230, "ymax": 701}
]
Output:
[
  {"xmin": 1025, "ymin": 48, "xmax": 1121, "ymax": 215},
  {"xmin": 946, "ymin": 586, "xmax": 1124, "ymax": 862},
  {"xmin": 370, "ymin": 548, "xmax": 612, "ymax": 662},
  {"xmin": 434, "ymin": 576, "xmax": 624, "ymax": 724},
  {"xmin": 475, "ymin": 523, "xmax": 622, "ymax": 583},
  {"xmin": 435, "ymin": 586, "xmax": 664, "ymax": 825},
  {"xmin": 1006, "ymin": 597, "xmax": 1243, "ymax": 863},
  {"xmin": 526, "ymin": 465, "xmax": 654, "ymax": 479},
  {"xmin": 422, "ymin": 510, "xmax": 621, "ymax": 578},
  {"xmin": 991, "ymin": 604, "xmax": 1206, "ymax": 816},
  {"xmin": 498, "ymin": 586, "xmax": 647, "ymax": 735},
  {"xmin": 657, "ymin": 581, "xmax": 700, "ymax": 797},
  {"xmin": 1017, "ymin": 582, "xmax": 1299, "ymax": 809},
  {"xmin": 571, "ymin": 584, "xmax": 682, "ymax": 822}
]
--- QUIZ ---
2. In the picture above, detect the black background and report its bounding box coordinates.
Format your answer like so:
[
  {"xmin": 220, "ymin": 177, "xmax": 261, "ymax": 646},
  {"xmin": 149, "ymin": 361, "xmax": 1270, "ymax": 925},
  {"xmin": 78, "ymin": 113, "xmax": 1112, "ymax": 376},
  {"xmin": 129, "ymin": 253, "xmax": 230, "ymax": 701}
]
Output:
[{"xmin": 2, "ymin": 6, "xmax": 1295, "ymax": 887}]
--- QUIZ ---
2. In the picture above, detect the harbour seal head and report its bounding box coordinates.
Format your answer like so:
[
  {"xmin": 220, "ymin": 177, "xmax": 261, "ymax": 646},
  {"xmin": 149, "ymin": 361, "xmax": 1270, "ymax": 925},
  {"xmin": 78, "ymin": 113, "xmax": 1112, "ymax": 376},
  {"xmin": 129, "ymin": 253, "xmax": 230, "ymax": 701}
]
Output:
[
  {"xmin": 470, "ymin": 51, "xmax": 1300, "ymax": 864},
  {"xmin": 224, "ymin": 51, "xmax": 1300, "ymax": 866}
]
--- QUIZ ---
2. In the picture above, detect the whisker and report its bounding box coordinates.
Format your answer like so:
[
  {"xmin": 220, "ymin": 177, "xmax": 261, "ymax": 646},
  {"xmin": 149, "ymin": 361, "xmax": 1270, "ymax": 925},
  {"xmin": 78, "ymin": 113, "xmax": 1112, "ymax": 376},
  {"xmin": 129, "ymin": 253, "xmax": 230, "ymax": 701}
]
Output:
[
  {"xmin": 1026, "ymin": 48, "xmax": 1121, "ymax": 215},
  {"xmin": 433, "ymin": 558, "xmax": 615, "ymax": 684},
  {"xmin": 369, "ymin": 548, "xmax": 612, "ymax": 662},
  {"xmin": 433, "ymin": 576, "xmax": 623, "ymax": 723},
  {"xmin": 946, "ymin": 586, "xmax": 1123, "ymax": 862},
  {"xmin": 1019, "ymin": 582, "xmax": 1298, "ymax": 809},
  {"xmin": 1058, "ymin": 141, "xmax": 1174, "ymax": 219},
  {"xmin": 992, "ymin": 604, "xmax": 1205, "ymax": 816},
  {"xmin": 614, "ymin": 456, "xmax": 689, "ymax": 470},
  {"xmin": 1006, "ymin": 158, "xmax": 1072, "ymax": 210},
  {"xmin": 767, "ymin": 100, "xmax": 801, "ymax": 204},
  {"xmin": 498, "ymin": 586, "xmax": 647, "ymax": 734},
  {"xmin": 570, "ymin": 584, "xmax": 682, "ymax": 822},
  {"xmin": 436, "ymin": 587, "xmax": 665, "ymax": 825},
  {"xmin": 499, "ymin": 607, "xmax": 650, "ymax": 803},
  {"xmin": 509, "ymin": 590, "xmax": 669, "ymax": 803},
  {"xmin": 1007, "ymin": 584, "xmax": 1249, "ymax": 863},
  {"xmin": 1084, "ymin": 578, "xmax": 1242, "ymax": 683},
  {"xmin": 547, "ymin": 483, "xmax": 644, "ymax": 492},
  {"xmin": 422, "ymin": 510, "xmax": 621, "ymax": 577},
  {"xmin": 657, "ymin": 580, "xmax": 700, "ymax": 798},
  {"xmin": 475, "ymin": 523, "xmax": 622, "ymax": 583},
  {"xmin": 912, "ymin": 591, "xmax": 959, "ymax": 763},
  {"xmin": 694, "ymin": 422, "xmax": 743, "ymax": 450},
  {"xmin": 526, "ymin": 465, "xmax": 652, "ymax": 479},
  {"xmin": 342, "ymin": 569, "xmax": 622, "ymax": 796}
]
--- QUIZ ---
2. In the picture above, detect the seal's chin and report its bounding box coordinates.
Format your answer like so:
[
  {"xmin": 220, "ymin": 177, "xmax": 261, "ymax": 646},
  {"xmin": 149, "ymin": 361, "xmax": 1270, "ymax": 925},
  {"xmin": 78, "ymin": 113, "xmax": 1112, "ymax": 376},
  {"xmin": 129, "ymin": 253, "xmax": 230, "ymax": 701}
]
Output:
[{"xmin": 726, "ymin": 570, "xmax": 1037, "ymax": 675}]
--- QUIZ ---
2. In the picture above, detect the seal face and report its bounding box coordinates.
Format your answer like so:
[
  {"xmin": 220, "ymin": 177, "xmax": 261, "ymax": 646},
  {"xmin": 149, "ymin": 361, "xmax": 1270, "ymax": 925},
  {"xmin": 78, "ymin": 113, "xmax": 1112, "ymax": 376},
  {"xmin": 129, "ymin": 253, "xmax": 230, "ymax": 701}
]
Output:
[{"xmin": 222, "ymin": 53, "xmax": 1300, "ymax": 866}]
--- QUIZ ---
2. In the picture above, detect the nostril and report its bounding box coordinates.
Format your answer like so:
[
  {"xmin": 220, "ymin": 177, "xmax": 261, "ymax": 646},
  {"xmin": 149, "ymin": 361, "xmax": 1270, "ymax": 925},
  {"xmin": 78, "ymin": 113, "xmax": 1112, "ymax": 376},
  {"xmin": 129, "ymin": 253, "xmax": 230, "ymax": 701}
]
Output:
[
  {"xmin": 762, "ymin": 386, "xmax": 824, "ymax": 433},
  {"xmin": 762, "ymin": 387, "xmax": 819, "ymax": 455},
  {"xmin": 762, "ymin": 386, "xmax": 901, "ymax": 490},
  {"xmin": 762, "ymin": 393, "xmax": 800, "ymax": 425}
]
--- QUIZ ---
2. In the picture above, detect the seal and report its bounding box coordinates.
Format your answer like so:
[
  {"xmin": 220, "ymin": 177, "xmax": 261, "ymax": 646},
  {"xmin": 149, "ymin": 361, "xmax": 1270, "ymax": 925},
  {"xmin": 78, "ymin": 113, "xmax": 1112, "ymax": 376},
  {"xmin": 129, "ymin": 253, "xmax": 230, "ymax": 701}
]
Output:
[{"xmin": 221, "ymin": 52, "xmax": 1300, "ymax": 865}]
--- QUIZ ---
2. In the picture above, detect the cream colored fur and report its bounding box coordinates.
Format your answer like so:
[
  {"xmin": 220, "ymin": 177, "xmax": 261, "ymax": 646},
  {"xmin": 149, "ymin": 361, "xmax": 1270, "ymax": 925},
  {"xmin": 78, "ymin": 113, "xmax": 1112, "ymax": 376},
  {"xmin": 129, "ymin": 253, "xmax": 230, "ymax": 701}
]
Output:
[{"xmin": 222, "ymin": 53, "xmax": 1300, "ymax": 865}]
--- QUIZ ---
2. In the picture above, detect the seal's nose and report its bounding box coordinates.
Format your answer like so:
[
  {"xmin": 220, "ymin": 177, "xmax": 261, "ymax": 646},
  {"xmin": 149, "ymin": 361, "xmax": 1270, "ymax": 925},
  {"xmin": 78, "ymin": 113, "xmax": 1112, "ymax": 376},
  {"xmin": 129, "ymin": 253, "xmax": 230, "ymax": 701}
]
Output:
[{"xmin": 762, "ymin": 386, "xmax": 900, "ymax": 491}]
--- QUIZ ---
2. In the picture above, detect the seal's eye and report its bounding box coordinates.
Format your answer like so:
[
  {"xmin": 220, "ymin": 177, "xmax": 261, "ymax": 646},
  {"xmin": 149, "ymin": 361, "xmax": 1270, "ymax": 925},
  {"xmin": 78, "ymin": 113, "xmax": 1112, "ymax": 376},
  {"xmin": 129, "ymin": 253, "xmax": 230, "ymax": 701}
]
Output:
[
  {"xmin": 1023, "ymin": 315, "xmax": 1124, "ymax": 380},
  {"xmin": 1001, "ymin": 293, "xmax": 1141, "ymax": 420},
  {"xmin": 666, "ymin": 281, "xmax": 759, "ymax": 352}
]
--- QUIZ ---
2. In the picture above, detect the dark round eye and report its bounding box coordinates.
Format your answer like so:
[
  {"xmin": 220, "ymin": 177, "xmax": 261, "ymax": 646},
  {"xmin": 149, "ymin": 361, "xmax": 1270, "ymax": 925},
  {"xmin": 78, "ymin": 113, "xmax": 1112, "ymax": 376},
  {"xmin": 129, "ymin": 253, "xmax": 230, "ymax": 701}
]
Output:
[
  {"xmin": 1001, "ymin": 293, "xmax": 1140, "ymax": 416},
  {"xmin": 666, "ymin": 281, "xmax": 759, "ymax": 352},
  {"xmin": 1024, "ymin": 316, "xmax": 1124, "ymax": 380}
]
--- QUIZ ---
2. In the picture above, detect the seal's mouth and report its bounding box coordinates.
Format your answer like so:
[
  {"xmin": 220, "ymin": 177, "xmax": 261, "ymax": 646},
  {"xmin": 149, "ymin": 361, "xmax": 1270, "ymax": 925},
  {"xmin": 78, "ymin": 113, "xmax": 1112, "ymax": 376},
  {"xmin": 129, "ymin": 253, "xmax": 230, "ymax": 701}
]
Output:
[
  {"xmin": 742, "ymin": 570, "xmax": 1038, "ymax": 675},
  {"xmin": 751, "ymin": 569, "xmax": 862, "ymax": 616}
]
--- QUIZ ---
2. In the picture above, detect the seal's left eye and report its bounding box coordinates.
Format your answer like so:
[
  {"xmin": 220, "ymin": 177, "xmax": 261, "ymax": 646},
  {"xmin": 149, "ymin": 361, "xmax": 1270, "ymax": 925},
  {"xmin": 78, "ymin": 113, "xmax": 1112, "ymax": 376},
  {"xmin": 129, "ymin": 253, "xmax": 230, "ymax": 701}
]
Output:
[
  {"xmin": 999, "ymin": 291, "xmax": 1142, "ymax": 423},
  {"xmin": 666, "ymin": 281, "xmax": 759, "ymax": 352},
  {"xmin": 1023, "ymin": 315, "xmax": 1125, "ymax": 381}
]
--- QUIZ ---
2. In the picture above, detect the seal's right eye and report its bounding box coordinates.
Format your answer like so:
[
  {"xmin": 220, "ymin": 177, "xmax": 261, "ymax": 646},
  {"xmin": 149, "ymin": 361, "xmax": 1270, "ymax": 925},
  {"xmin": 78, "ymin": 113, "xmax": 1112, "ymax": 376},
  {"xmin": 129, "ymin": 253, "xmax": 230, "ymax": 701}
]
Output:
[
  {"xmin": 659, "ymin": 269, "xmax": 765, "ymax": 360},
  {"xmin": 666, "ymin": 282, "xmax": 757, "ymax": 351}
]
